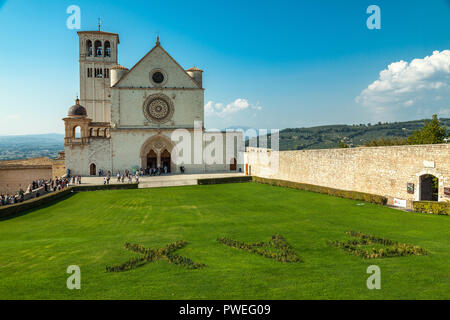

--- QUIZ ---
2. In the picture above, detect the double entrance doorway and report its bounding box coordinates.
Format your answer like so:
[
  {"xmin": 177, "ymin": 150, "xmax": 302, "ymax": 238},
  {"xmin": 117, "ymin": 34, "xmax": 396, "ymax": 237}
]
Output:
[{"xmin": 146, "ymin": 149, "xmax": 172, "ymax": 173}]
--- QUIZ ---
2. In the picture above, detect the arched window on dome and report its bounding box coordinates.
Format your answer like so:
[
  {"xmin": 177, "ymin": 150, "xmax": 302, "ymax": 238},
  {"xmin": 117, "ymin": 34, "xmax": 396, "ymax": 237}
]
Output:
[
  {"xmin": 94, "ymin": 40, "xmax": 103, "ymax": 57},
  {"xmin": 86, "ymin": 40, "xmax": 93, "ymax": 57},
  {"xmin": 73, "ymin": 126, "xmax": 81, "ymax": 139},
  {"xmin": 104, "ymin": 41, "xmax": 111, "ymax": 57}
]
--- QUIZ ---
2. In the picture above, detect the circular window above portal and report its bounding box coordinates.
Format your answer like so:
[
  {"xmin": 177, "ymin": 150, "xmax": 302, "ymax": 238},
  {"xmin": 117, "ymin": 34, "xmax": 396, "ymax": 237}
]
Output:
[
  {"xmin": 143, "ymin": 93, "xmax": 174, "ymax": 123},
  {"xmin": 150, "ymin": 69, "xmax": 167, "ymax": 86},
  {"xmin": 152, "ymin": 72, "xmax": 164, "ymax": 83}
]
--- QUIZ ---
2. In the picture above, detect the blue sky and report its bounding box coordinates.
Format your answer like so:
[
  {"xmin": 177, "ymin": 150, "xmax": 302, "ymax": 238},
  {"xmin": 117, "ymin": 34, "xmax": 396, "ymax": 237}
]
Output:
[{"xmin": 0, "ymin": 0, "xmax": 449, "ymax": 134}]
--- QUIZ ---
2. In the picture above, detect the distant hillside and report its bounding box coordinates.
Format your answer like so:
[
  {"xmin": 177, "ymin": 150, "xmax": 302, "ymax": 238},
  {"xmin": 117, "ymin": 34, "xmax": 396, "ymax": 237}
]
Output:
[
  {"xmin": 1, "ymin": 117, "xmax": 449, "ymax": 160},
  {"xmin": 247, "ymin": 118, "xmax": 450, "ymax": 151},
  {"xmin": 0, "ymin": 133, "xmax": 64, "ymax": 160}
]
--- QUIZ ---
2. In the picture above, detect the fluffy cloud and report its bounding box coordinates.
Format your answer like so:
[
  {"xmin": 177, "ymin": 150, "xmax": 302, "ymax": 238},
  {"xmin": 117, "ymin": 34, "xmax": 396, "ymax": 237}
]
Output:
[
  {"xmin": 356, "ymin": 50, "xmax": 450, "ymax": 115},
  {"xmin": 205, "ymin": 98, "xmax": 262, "ymax": 118}
]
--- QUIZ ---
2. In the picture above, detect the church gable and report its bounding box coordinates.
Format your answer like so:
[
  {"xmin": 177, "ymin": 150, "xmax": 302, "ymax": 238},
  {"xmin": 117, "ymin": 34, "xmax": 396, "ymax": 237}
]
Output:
[{"xmin": 114, "ymin": 43, "xmax": 200, "ymax": 89}]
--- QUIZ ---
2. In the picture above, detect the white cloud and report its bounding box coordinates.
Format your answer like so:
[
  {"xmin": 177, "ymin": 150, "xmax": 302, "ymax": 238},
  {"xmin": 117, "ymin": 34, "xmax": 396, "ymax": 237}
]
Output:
[
  {"xmin": 356, "ymin": 50, "xmax": 450, "ymax": 115},
  {"xmin": 205, "ymin": 98, "xmax": 262, "ymax": 118}
]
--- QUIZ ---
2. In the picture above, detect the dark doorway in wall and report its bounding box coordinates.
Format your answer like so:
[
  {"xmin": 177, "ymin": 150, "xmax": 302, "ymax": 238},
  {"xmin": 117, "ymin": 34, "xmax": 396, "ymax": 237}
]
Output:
[
  {"xmin": 147, "ymin": 150, "xmax": 157, "ymax": 170},
  {"xmin": 230, "ymin": 158, "xmax": 237, "ymax": 171},
  {"xmin": 161, "ymin": 149, "xmax": 171, "ymax": 173},
  {"xmin": 90, "ymin": 163, "xmax": 96, "ymax": 176},
  {"xmin": 420, "ymin": 174, "xmax": 439, "ymax": 201}
]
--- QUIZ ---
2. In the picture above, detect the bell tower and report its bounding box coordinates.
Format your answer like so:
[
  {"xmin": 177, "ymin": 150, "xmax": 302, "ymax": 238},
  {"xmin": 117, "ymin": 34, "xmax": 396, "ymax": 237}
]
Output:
[{"xmin": 77, "ymin": 29, "xmax": 119, "ymax": 123}]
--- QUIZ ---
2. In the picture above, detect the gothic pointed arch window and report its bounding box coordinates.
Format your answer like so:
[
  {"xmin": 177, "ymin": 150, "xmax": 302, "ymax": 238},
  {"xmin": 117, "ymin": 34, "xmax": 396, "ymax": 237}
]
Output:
[
  {"xmin": 104, "ymin": 41, "xmax": 111, "ymax": 57},
  {"xmin": 86, "ymin": 40, "xmax": 93, "ymax": 57},
  {"xmin": 94, "ymin": 40, "xmax": 103, "ymax": 57}
]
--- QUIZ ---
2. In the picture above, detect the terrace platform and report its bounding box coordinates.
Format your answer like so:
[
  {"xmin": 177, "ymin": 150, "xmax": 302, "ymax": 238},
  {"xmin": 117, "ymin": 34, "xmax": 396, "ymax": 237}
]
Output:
[{"xmin": 77, "ymin": 172, "xmax": 246, "ymax": 189}]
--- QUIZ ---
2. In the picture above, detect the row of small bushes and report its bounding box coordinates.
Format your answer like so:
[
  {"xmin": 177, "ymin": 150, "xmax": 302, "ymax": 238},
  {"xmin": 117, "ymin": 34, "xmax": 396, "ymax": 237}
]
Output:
[
  {"xmin": 328, "ymin": 231, "xmax": 427, "ymax": 259},
  {"xmin": 413, "ymin": 201, "xmax": 449, "ymax": 215},
  {"xmin": 106, "ymin": 241, "xmax": 205, "ymax": 272},
  {"xmin": 72, "ymin": 183, "xmax": 139, "ymax": 192},
  {"xmin": 198, "ymin": 176, "xmax": 253, "ymax": 185},
  {"xmin": 217, "ymin": 234, "xmax": 301, "ymax": 263},
  {"xmin": 252, "ymin": 176, "xmax": 388, "ymax": 205},
  {"xmin": 0, "ymin": 188, "xmax": 73, "ymax": 219}
]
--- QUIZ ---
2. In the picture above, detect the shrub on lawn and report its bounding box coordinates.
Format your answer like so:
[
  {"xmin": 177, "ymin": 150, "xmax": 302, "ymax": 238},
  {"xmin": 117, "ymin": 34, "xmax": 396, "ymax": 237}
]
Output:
[
  {"xmin": 217, "ymin": 234, "xmax": 302, "ymax": 263},
  {"xmin": 198, "ymin": 176, "xmax": 252, "ymax": 185},
  {"xmin": 72, "ymin": 183, "xmax": 139, "ymax": 192},
  {"xmin": 413, "ymin": 201, "xmax": 449, "ymax": 215},
  {"xmin": 106, "ymin": 241, "xmax": 205, "ymax": 272},
  {"xmin": 252, "ymin": 176, "xmax": 387, "ymax": 205},
  {"xmin": 328, "ymin": 231, "xmax": 427, "ymax": 259}
]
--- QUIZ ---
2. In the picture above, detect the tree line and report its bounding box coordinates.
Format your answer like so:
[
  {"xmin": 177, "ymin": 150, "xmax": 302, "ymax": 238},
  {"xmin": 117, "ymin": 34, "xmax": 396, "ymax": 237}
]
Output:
[{"xmin": 361, "ymin": 115, "xmax": 448, "ymax": 147}]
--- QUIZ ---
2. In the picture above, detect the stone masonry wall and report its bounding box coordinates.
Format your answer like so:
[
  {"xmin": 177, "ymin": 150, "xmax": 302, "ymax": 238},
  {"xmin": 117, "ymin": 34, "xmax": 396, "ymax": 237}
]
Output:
[
  {"xmin": 245, "ymin": 144, "xmax": 450, "ymax": 209},
  {"xmin": 0, "ymin": 167, "xmax": 52, "ymax": 194}
]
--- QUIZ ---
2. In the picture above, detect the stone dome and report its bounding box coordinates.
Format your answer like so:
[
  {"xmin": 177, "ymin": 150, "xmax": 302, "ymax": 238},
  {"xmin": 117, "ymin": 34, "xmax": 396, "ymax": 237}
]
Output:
[
  {"xmin": 186, "ymin": 66, "xmax": 203, "ymax": 72},
  {"xmin": 68, "ymin": 98, "xmax": 87, "ymax": 117},
  {"xmin": 111, "ymin": 64, "xmax": 129, "ymax": 70}
]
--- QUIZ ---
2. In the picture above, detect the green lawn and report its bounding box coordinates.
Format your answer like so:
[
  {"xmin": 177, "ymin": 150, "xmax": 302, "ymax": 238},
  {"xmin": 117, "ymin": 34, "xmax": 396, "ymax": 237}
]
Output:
[{"xmin": 0, "ymin": 183, "xmax": 448, "ymax": 299}]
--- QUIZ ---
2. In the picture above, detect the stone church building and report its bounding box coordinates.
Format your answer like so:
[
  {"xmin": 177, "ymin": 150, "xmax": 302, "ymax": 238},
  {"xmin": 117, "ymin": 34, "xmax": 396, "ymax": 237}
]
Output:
[{"xmin": 64, "ymin": 30, "xmax": 243, "ymax": 176}]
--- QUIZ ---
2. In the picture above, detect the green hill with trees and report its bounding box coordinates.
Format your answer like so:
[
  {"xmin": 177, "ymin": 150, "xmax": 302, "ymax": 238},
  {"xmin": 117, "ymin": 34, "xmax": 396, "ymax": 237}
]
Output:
[{"xmin": 248, "ymin": 117, "xmax": 450, "ymax": 151}]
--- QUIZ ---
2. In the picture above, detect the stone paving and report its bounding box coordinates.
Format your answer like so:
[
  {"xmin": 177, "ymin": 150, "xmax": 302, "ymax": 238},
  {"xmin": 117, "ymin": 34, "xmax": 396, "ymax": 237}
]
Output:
[{"xmin": 75, "ymin": 172, "xmax": 246, "ymax": 188}]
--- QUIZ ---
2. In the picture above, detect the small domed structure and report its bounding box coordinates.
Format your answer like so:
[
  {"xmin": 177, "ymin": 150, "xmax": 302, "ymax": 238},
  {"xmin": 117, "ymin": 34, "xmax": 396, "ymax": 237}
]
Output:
[
  {"xmin": 68, "ymin": 98, "xmax": 87, "ymax": 117},
  {"xmin": 186, "ymin": 66, "xmax": 203, "ymax": 87},
  {"xmin": 110, "ymin": 65, "xmax": 129, "ymax": 87}
]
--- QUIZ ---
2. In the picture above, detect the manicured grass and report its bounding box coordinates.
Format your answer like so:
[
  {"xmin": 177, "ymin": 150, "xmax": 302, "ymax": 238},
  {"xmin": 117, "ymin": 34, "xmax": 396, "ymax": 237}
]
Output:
[{"xmin": 0, "ymin": 183, "xmax": 448, "ymax": 299}]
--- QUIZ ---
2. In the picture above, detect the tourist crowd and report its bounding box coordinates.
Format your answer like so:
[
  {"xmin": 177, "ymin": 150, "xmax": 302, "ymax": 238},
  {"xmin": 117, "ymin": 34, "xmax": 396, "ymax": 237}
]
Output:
[
  {"xmin": 0, "ymin": 176, "xmax": 71, "ymax": 207},
  {"xmin": 1, "ymin": 165, "xmax": 184, "ymax": 206}
]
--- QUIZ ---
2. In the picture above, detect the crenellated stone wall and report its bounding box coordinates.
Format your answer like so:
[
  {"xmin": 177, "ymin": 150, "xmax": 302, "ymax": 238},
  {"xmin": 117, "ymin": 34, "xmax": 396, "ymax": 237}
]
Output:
[{"xmin": 245, "ymin": 144, "xmax": 450, "ymax": 209}]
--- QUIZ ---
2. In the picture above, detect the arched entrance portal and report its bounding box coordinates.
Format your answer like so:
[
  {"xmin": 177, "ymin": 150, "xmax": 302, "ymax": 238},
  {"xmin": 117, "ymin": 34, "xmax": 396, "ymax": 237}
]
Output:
[
  {"xmin": 140, "ymin": 135, "xmax": 177, "ymax": 173},
  {"xmin": 147, "ymin": 150, "xmax": 157, "ymax": 170},
  {"xmin": 161, "ymin": 150, "xmax": 171, "ymax": 173},
  {"xmin": 90, "ymin": 163, "xmax": 96, "ymax": 176},
  {"xmin": 420, "ymin": 174, "xmax": 438, "ymax": 201}
]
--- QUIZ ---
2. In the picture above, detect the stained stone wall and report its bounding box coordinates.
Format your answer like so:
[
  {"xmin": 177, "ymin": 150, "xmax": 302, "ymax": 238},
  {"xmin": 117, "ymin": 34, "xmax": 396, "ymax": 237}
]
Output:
[
  {"xmin": 0, "ymin": 157, "xmax": 66, "ymax": 194},
  {"xmin": 64, "ymin": 138, "xmax": 112, "ymax": 176},
  {"xmin": 245, "ymin": 144, "xmax": 450, "ymax": 209},
  {"xmin": 0, "ymin": 167, "xmax": 52, "ymax": 194},
  {"xmin": 65, "ymin": 129, "xmax": 243, "ymax": 175}
]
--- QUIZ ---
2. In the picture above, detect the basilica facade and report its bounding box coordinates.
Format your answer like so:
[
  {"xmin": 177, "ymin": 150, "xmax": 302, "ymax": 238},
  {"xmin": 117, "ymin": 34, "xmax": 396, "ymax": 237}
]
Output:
[{"xmin": 63, "ymin": 30, "xmax": 243, "ymax": 176}]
